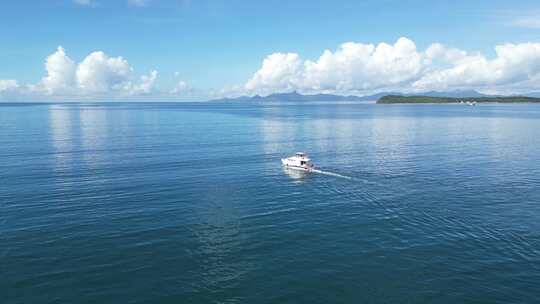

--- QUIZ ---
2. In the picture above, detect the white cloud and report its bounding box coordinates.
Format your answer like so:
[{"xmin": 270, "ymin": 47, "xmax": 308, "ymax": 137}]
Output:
[
  {"xmin": 0, "ymin": 80, "xmax": 19, "ymax": 92},
  {"xmin": 76, "ymin": 51, "xmax": 133, "ymax": 93},
  {"xmin": 0, "ymin": 80, "xmax": 24, "ymax": 101},
  {"xmin": 244, "ymin": 37, "xmax": 540, "ymax": 96},
  {"xmin": 0, "ymin": 46, "xmax": 162, "ymax": 100},
  {"xmin": 128, "ymin": 70, "xmax": 158, "ymax": 95},
  {"xmin": 303, "ymin": 37, "xmax": 423, "ymax": 91},
  {"xmin": 245, "ymin": 37, "xmax": 425, "ymax": 95},
  {"xmin": 424, "ymin": 43, "xmax": 468, "ymax": 64},
  {"xmin": 42, "ymin": 46, "xmax": 76, "ymax": 95},
  {"xmin": 8, "ymin": 38, "xmax": 540, "ymax": 102},
  {"xmin": 414, "ymin": 42, "xmax": 540, "ymax": 90},
  {"xmin": 245, "ymin": 53, "xmax": 302, "ymax": 95}
]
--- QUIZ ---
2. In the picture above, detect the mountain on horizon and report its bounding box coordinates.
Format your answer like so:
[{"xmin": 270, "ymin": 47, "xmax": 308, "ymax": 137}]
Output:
[{"xmin": 211, "ymin": 90, "xmax": 494, "ymax": 102}]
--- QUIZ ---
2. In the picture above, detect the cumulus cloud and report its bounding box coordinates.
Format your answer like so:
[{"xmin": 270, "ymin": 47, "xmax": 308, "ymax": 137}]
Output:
[
  {"xmin": 414, "ymin": 42, "xmax": 540, "ymax": 90},
  {"xmin": 42, "ymin": 46, "xmax": 76, "ymax": 95},
  {"xmin": 0, "ymin": 46, "xmax": 160, "ymax": 100},
  {"xmin": 8, "ymin": 38, "xmax": 540, "ymax": 102},
  {"xmin": 424, "ymin": 43, "xmax": 468, "ymax": 64},
  {"xmin": 245, "ymin": 37, "xmax": 425, "ymax": 95},
  {"xmin": 128, "ymin": 70, "xmax": 158, "ymax": 95},
  {"xmin": 303, "ymin": 37, "xmax": 423, "ymax": 92},
  {"xmin": 245, "ymin": 53, "xmax": 302, "ymax": 95},
  {"xmin": 76, "ymin": 51, "xmax": 133, "ymax": 93},
  {"xmin": 243, "ymin": 37, "xmax": 540, "ymax": 96}
]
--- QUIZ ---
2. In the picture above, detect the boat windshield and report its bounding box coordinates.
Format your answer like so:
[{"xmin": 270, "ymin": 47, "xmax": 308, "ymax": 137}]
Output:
[{"xmin": 296, "ymin": 152, "xmax": 306, "ymax": 157}]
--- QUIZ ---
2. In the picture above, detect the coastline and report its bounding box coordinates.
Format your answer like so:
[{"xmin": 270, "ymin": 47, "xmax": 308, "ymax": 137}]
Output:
[{"xmin": 377, "ymin": 95, "xmax": 540, "ymax": 104}]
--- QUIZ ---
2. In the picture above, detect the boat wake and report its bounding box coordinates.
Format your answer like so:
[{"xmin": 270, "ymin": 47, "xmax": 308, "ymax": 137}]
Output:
[
  {"xmin": 281, "ymin": 153, "xmax": 352, "ymax": 180},
  {"xmin": 311, "ymin": 169, "xmax": 352, "ymax": 180}
]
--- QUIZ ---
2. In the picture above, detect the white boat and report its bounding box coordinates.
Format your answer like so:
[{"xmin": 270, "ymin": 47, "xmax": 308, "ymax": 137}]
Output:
[
  {"xmin": 282, "ymin": 166, "xmax": 309, "ymax": 180},
  {"xmin": 281, "ymin": 152, "xmax": 315, "ymax": 171}
]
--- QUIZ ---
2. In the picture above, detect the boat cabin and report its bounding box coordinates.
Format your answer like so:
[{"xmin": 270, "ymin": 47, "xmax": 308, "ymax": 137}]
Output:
[{"xmin": 281, "ymin": 152, "xmax": 314, "ymax": 170}]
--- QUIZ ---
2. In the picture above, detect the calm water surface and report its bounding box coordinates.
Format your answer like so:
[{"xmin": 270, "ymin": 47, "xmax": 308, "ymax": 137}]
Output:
[{"xmin": 1, "ymin": 102, "xmax": 540, "ymax": 303}]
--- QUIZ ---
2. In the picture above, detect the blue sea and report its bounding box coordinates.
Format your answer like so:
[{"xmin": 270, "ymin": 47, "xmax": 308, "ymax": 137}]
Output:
[{"xmin": 1, "ymin": 102, "xmax": 540, "ymax": 303}]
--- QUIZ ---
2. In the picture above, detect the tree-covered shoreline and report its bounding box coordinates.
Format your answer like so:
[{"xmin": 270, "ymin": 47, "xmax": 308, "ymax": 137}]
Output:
[{"xmin": 377, "ymin": 95, "xmax": 540, "ymax": 104}]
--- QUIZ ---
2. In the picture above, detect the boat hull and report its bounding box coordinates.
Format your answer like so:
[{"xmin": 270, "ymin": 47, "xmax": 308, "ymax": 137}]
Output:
[
  {"xmin": 282, "ymin": 165, "xmax": 314, "ymax": 172},
  {"xmin": 281, "ymin": 158, "xmax": 314, "ymax": 171}
]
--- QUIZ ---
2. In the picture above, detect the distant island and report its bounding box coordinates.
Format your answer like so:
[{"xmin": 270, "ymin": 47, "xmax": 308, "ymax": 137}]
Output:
[
  {"xmin": 377, "ymin": 95, "xmax": 540, "ymax": 104},
  {"xmin": 212, "ymin": 90, "xmax": 492, "ymax": 103},
  {"xmin": 211, "ymin": 90, "xmax": 540, "ymax": 104},
  {"xmin": 213, "ymin": 91, "xmax": 371, "ymax": 102}
]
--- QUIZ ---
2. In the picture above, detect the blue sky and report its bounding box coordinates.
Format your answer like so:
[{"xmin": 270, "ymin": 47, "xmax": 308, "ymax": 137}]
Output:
[{"xmin": 2, "ymin": 0, "xmax": 540, "ymax": 100}]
